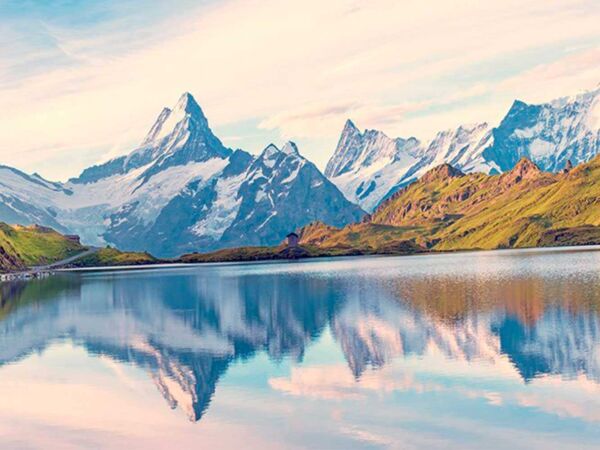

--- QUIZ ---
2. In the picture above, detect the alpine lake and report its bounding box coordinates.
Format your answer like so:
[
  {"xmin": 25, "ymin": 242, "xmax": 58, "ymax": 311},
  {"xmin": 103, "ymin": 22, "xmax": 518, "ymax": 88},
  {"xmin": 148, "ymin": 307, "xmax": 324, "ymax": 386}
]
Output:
[{"xmin": 2, "ymin": 246, "xmax": 600, "ymax": 449}]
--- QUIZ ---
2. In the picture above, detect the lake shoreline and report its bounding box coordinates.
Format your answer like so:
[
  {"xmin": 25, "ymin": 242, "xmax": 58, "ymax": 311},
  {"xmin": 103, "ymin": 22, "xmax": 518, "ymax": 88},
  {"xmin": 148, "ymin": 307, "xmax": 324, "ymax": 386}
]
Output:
[
  {"xmin": 4, "ymin": 243, "xmax": 600, "ymax": 280},
  {"xmin": 47, "ymin": 243, "xmax": 600, "ymax": 274}
]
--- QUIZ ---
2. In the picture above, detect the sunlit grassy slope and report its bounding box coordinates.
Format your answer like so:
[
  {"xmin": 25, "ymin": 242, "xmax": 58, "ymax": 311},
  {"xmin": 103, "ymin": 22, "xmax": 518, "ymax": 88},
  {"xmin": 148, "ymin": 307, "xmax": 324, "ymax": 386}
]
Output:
[
  {"xmin": 301, "ymin": 155, "xmax": 600, "ymax": 252},
  {"xmin": 0, "ymin": 223, "xmax": 84, "ymax": 271},
  {"xmin": 68, "ymin": 247, "xmax": 157, "ymax": 267}
]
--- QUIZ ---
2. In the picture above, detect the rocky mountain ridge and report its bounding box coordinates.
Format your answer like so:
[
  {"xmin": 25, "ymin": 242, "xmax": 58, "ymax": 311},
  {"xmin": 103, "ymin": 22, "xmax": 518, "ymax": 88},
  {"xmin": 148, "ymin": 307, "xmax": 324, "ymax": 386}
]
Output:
[
  {"xmin": 1, "ymin": 87, "xmax": 599, "ymax": 256},
  {"xmin": 327, "ymin": 87, "xmax": 600, "ymax": 211},
  {"xmin": 0, "ymin": 93, "xmax": 364, "ymax": 257}
]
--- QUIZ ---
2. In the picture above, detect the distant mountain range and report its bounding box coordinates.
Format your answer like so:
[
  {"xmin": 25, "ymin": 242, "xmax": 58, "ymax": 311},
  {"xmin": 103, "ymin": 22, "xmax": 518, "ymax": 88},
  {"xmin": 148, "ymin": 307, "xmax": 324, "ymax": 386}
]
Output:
[
  {"xmin": 0, "ymin": 93, "xmax": 363, "ymax": 257},
  {"xmin": 0, "ymin": 87, "xmax": 598, "ymax": 256},
  {"xmin": 326, "ymin": 87, "xmax": 600, "ymax": 211}
]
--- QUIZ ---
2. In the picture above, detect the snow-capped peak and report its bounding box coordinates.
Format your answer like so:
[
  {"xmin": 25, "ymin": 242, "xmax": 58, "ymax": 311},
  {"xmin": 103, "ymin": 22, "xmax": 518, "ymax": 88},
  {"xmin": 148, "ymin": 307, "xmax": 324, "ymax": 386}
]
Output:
[
  {"xmin": 325, "ymin": 118, "xmax": 495, "ymax": 211},
  {"xmin": 142, "ymin": 92, "xmax": 209, "ymax": 146},
  {"xmin": 142, "ymin": 107, "xmax": 172, "ymax": 145},
  {"xmin": 549, "ymin": 85, "xmax": 600, "ymax": 110},
  {"xmin": 456, "ymin": 122, "xmax": 489, "ymax": 134},
  {"xmin": 261, "ymin": 143, "xmax": 281, "ymax": 159},
  {"xmin": 588, "ymin": 92, "xmax": 600, "ymax": 130},
  {"xmin": 325, "ymin": 119, "xmax": 417, "ymax": 179},
  {"xmin": 71, "ymin": 92, "xmax": 230, "ymax": 184},
  {"xmin": 343, "ymin": 118, "xmax": 359, "ymax": 134},
  {"xmin": 281, "ymin": 141, "xmax": 300, "ymax": 156},
  {"xmin": 259, "ymin": 142, "xmax": 302, "ymax": 161},
  {"xmin": 173, "ymin": 92, "xmax": 208, "ymax": 121},
  {"xmin": 326, "ymin": 87, "xmax": 600, "ymax": 212}
]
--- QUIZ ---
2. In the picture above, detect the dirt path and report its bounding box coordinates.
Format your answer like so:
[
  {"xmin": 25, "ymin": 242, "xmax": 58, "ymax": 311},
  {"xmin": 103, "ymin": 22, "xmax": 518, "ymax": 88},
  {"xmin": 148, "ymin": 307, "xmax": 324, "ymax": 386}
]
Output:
[{"xmin": 33, "ymin": 247, "xmax": 100, "ymax": 270}]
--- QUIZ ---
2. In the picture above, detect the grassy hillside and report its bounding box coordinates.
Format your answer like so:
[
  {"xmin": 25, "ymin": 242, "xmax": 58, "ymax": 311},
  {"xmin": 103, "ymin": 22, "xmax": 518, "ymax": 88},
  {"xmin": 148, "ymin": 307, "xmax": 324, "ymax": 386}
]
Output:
[
  {"xmin": 299, "ymin": 221, "xmax": 427, "ymax": 254},
  {"xmin": 67, "ymin": 247, "xmax": 157, "ymax": 268},
  {"xmin": 0, "ymin": 224, "xmax": 85, "ymax": 272},
  {"xmin": 306, "ymin": 155, "xmax": 600, "ymax": 253},
  {"xmin": 179, "ymin": 220, "xmax": 426, "ymax": 262}
]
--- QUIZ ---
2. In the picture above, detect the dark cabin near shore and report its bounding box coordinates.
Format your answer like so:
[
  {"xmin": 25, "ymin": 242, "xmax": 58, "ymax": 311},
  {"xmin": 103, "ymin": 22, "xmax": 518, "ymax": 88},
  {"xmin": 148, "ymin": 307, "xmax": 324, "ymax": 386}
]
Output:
[
  {"xmin": 286, "ymin": 232, "xmax": 299, "ymax": 248},
  {"xmin": 65, "ymin": 234, "xmax": 81, "ymax": 245}
]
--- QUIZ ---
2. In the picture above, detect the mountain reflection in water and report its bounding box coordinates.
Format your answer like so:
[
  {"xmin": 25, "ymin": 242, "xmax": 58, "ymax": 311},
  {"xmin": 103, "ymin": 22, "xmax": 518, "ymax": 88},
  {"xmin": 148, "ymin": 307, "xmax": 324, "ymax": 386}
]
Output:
[{"xmin": 1, "ymin": 248, "xmax": 600, "ymax": 447}]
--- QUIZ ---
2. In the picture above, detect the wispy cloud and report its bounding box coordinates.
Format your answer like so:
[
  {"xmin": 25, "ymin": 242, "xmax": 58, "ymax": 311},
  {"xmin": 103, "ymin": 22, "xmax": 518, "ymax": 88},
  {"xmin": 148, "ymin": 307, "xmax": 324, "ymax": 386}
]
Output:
[
  {"xmin": 498, "ymin": 46, "xmax": 600, "ymax": 101},
  {"xmin": 0, "ymin": 0, "xmax": 598, "ymax": 179},
  {"xmin": 259, "ymin": 84, "xmax": 494, "ymax": 140}
]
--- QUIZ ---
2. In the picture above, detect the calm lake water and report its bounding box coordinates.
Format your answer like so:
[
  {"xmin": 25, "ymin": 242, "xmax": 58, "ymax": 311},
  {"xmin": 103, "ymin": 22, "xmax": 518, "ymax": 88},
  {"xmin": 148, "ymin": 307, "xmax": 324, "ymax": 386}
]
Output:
[{"xmin": 2, "ymin": 247, "xmax": 600, "ymax": 449}]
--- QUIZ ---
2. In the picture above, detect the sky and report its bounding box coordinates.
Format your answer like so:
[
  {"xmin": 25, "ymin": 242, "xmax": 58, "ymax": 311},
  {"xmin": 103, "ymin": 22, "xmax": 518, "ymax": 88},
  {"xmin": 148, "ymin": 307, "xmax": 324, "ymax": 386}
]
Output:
[{"xmin": 0, "ymin": 0, "xmax": 598, "ymax": 181}]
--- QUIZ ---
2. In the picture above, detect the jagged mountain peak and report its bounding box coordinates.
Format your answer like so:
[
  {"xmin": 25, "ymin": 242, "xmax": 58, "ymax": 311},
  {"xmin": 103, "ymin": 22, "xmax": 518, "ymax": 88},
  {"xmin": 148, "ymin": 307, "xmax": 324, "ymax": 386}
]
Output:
[
  {"xmin": 142, "ymin": 92, "xmax": 209, "ymax": 146},
  {"xmin": 505, "ymin": 157, "xmax": 541, "ymax": 179},
  {"xmin": 328, "ymin": 87, "xmax": 600, "ymax": 212},
  {"xmin": 456, "ymin": 122, "xmax": 489, "ymax": 134},
  {"xmin": 420, "ymin": 163, "xmax": 464, "ymax": 184},
  {"xmin": 176, "ymin": 91, "xmax": 196, "ymax": 106},
  {"xmin": 72, "ymin": 92, "xmax": 230, "ymax": 184},
  {"xmin": 363, "ymin": 128, "xmax": 392, "ymax": 140},
  {"xmin": 259, "ymin": 142, "xmax": 303, "ymax": 161},
  {"xmin": 173, "ymin": 91, "xmax": 207, "ymax": 120},
  {"xmin": 510, "ymin": 99, "xmax": 528, "ymax": 110},
  {"xmin": 141, "ymin": 107, "xmax": 172, "ymax": 145},
  {"xmin": 342, "ymin": 118, "xmax": 359, "ymax": 133},
  {"xmin": 0, "ymin": 93, "xmax": 366, "ymax": 258},
  {"xmin": 261, "ymin": 143, "xmax": 281, "ymax": 159},
  {"xmin": 483, "ymin": 86, "xmax": 600, "ymax": 173},
  {"xmin": 250, "ymin": 142, "xmax": 306, "ymax": 179},
  {"xmin": 549, "ymin": 85, "xmax": 599, "ymax": 109},
  {"xmin": 325, "ymin": 119, "xmax": 417, "ymax": 179},
  {"xmin": 430, "ymin": 122, "xmax": 489, "ymax": 142},
  {"xmin": 281, "ymin": 141, "xmax": 300, "ymax": 156},
  {"xmin": 340, "ymin": 120, "xmax": 394, "ymax": 142}
]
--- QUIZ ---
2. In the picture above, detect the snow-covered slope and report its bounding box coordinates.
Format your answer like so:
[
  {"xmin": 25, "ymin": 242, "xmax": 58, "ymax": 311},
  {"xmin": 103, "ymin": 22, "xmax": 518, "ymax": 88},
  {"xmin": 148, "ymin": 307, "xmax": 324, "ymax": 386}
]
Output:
[
  {"xmin": 0, "ymin": 93, "xmax": 364, "ymax": 256},
  {"xmin": 327, "ymin": 87, "xmax": 600, "ymax": 211},
  {"xmin": 482, "ymin": 88, "xmax": 600, "ymax": 172},
  {"xmin": 326, "ymin": 121, "xmax": 495, "ymax": 211},
  {"xmin": 324, "ymin": 120, "xmax": 421, "ymax": 212},
  {"xmin": 0, "ymin": 165, "xmax": 70, "ymax": 232}
]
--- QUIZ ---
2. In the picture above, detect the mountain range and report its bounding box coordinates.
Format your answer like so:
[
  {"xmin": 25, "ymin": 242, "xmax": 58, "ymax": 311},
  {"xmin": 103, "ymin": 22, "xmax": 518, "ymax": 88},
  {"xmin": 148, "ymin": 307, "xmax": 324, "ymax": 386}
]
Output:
[
  {"xmin": 0, "ymin": 93, "xmax": 364, "ymax": 257},
  {"xmin": 326, "ymin": 87, "xmax": 600, "ymax": 211},
  {"xmin": 0, "ymin": 87, "xmax": 598, "ymax": 256}
]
